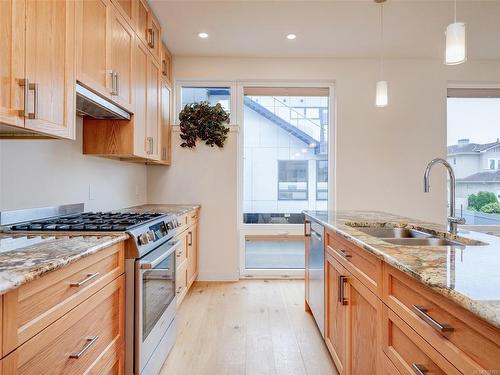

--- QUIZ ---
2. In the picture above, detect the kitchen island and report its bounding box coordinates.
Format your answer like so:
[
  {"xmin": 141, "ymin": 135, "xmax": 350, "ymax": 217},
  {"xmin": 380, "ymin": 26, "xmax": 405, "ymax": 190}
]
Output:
[{"xmin": 304, "ymin": 210, "xmax": 500, "ymax": 375}]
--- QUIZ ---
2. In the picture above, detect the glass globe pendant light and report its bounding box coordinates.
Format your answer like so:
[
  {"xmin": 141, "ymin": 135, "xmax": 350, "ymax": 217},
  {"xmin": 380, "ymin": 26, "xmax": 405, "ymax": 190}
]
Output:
[{"xmin": 445, "ymin": 0, "xmax": 466, "ymax": 65}]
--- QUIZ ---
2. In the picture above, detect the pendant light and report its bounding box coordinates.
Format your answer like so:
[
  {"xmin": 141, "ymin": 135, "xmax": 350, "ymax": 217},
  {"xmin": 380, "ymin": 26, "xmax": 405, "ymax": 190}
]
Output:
[
  {"xmin": 445, "ymin": 0, "xmax": 466, "ymax": 65},
  {"xmin": 375, "ymin": 0, "xmax": 388, "ymax": 107}
]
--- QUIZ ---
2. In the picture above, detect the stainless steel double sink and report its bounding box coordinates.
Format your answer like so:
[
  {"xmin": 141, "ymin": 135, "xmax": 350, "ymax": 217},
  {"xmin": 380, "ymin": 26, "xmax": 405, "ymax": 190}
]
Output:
[{"xmin": 352, "ymin": 226, "xmax": 482, "ymax": 247}]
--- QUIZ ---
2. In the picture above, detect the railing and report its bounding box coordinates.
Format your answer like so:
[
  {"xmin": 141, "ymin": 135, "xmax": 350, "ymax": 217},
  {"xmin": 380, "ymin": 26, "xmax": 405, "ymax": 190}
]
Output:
[{"xmin": 248, "ymin": 96, "xmax": 328, "ymax": 151}]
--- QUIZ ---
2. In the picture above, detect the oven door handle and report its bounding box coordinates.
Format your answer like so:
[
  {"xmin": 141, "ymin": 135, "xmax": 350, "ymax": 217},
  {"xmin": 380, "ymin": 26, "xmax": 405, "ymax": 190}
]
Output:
[{"xmin": 139, "ymin": 240, "xmax": 182, "ymax": 269}]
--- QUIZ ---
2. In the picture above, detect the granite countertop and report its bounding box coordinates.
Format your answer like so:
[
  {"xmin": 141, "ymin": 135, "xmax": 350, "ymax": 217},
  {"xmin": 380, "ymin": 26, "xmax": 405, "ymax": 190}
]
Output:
[
  {"xmin": 124, "ymin": 204, "xmax": 201, "ymax": 216},
  {"xmin": 0, "ymin": 233, "xmax": 127, "ymax": 295},
  {"xmin": 304, "ymin": 210, "xmax": 500, "ymax": 329}
]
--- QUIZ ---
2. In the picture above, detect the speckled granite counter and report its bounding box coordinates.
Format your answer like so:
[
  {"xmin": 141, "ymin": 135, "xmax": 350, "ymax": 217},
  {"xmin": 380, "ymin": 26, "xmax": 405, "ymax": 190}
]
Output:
[
  {"xmin": 124, "ymin": 204, "xmax": 200, "ymax": 216},
  {"xmin": 0, "ymin": 233, "xmax": 127, "ymax": 295},
  {"xmin": 304, "ymin": 210, "xmax": 500, "ymax": 328}
]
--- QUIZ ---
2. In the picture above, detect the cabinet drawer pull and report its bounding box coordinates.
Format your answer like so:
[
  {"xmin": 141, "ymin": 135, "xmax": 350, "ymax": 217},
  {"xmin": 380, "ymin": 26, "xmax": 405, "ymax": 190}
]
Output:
[
  {"xmin": 411, "ymin": 363, "xmax": 428, "ymax": 375},
  {"xmin": 147, "ymin": 28, "xmax": 155, "ymax": 48},
  {"xmin": 339, "ymin": 275, "xmax": 348, "ymax": 305},
  {"xmin": 176, "ymin": 250, "xmax": 183, "ymax": 257},
  {"xmin": 70, "ymin": 272, "xmax": 100, "ymax": 287},
  {"xmin": 176, "ymin": 286, "xmax": 182, "ymax": 294},
  {"xmin": 188, "ymin": 231, "xmax": 193, "ymax": 246},
  {"xmin": 69, "ymin": 335, "xmax": 99, "ymax": 358},
  {"xmin": 412, "ymin": 305, "xmax": 454, "ymax": 333},
  {"xmin": 340, "ymin": 249, "xmax": 352, "ymax": 259}
]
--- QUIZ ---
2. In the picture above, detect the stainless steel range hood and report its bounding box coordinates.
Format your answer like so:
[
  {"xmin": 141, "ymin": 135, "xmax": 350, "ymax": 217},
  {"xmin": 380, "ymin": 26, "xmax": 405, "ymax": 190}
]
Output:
[{"xmin": 76, "ymin": 83, "xmax": 131, "ymax": 120}]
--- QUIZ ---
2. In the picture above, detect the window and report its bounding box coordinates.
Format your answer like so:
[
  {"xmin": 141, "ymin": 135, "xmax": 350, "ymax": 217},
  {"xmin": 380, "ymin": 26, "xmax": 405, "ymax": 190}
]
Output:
[
  {"xmin": 488, "ymin": 158, "xmax": 500, "ymax": 170},
  {"xmin": 316, "ymin": 160, "xmax": 328, "ymax": 200},
  {"xmin": 447, "ymin": 89, "xmax": 500, "ymax": 225},
  {"xmin": 181, "ymin": 87, "xmax": 231, "ymax": 113},
  {"xmin": 278, "ymin": 160, "xmax": 308, "ymax": 200}
]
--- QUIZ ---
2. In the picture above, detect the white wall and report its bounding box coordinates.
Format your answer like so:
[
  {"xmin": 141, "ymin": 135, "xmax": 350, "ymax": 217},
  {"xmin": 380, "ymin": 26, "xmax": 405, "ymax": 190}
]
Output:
[
  {"xmin": 0, "ymin": 117, "xmax": 147, "ymax": 212},
  {"xmin": 147, "ymin": 56, "xmax": 500, "ymax": 281}
]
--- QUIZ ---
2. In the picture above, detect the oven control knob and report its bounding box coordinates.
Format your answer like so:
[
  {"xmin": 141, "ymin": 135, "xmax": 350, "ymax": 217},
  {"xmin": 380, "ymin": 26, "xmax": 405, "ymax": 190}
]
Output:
[
  {"xmin": 146, "ymin": 230, "xmax": 155, "ymax": 241},
  {"xmin": 138, "ymin": 232, "xmax": 150, "ymax": 245}
]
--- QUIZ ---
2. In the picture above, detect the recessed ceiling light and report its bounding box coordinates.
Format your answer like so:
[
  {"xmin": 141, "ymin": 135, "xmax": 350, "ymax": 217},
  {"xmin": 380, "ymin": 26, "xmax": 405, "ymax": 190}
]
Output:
[
  {"xmin": 286, "ymin": 33, "xmax": 297, "ymax": 40},
  {"xmin": 198, "ymin": 32, "xmax": 208, "ymax": 39}
]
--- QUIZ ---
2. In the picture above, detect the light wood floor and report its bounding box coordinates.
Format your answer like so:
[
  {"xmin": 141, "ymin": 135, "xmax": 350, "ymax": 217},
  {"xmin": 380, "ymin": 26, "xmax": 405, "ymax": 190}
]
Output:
[{"xmin": 160, "ymin": 280, "xmax": 337, "ymax": 375}]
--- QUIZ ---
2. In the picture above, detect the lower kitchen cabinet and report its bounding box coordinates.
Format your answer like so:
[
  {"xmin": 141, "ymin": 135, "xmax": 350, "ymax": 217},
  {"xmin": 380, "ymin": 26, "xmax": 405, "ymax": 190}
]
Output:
[
  {"xmin": 1, "ymin": 242, "xmax": 125, "ymax": 374},
  {"xmin": 316, "ymin": 222, "xmax": 500, "ymax": 375},
  {"xmin": 324, "ymin": 231, "xmax": 383, "ymax": 375},
  {"xmin": 175, "ymin": 209, "xmax": 200, "ymax": 306},
  {"xmin": 325, "ymin": 252, "xmax": 347, "ymax": 374}
]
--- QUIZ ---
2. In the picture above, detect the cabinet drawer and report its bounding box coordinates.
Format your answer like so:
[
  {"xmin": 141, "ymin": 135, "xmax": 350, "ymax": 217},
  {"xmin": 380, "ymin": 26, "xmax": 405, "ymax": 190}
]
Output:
[
  {"xmin": 175, "ymin": 259, "xmax": 188, "ymax": 306},
  {"xmin": 175, "ymin": 231, "xmax": 188, "ymax": 266},
  {"xmin": 187, "ymin": 210, "xmax": 199, "ymax": 227},
  {"xmin": 383, "ymin": 306, "xmax": 459, "ymax": 375},
  {"xmin": 3, "ymin": 275, "xmax": 124, "ymax": 374},
  {"xmin": 326, "ymin": 230, "xmax": 383, "ymax": 296},
  {"xmin": 3, "ymin": 242, "xmax": 124, "ymax": 354},
  {"xmin": 176, "ymin": 214, "xmax": 189, "ymax": 234},
  {"xmin": 384, "ymin": 265, "xmax": 500, "ymax": 374}
]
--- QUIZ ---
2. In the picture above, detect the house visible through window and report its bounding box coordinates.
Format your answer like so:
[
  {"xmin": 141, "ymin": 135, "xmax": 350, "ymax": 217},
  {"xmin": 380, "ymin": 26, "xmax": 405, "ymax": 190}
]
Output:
[
  {"xmin": 447, "ymin": 89, "xmax": 500, "ymax": 225},
  {"xmin": 316, "ymin": 160, "xmax": 328, "ymax": 200},
  {"xmin": 278, "ymin": 160, "xmax": 308, "ymax": 200},
  {"xmin": 181, "ymin": 87, "xmax": 231, "ymax": 113}
]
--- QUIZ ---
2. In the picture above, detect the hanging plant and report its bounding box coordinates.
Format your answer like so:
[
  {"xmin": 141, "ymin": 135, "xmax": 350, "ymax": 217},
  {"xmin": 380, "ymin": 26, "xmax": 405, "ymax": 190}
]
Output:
[{"xmin": 179, "ymin": 102, "xmax": 230, "ymax": 148}]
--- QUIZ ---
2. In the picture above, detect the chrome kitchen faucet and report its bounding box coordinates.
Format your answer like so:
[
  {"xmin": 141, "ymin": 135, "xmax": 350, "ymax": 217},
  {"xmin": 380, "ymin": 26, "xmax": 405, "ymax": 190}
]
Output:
[{"xmin": 423, "ymin": 158, "xmax": 465, "ymax": 235}]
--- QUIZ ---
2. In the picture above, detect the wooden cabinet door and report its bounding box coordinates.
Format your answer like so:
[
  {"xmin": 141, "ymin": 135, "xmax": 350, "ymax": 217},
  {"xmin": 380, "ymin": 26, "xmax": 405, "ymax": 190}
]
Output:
[
  {"xmin": 148, "ymin": 14, "xmax": 161, "ymax": 61},
  {"xmin": 345, "ymin": 273, "xmax": 383, "ymax": 375},
  {"xmin": 161, "ymin": 43, "xmax": 173, "ymax": 85},
  {"xmin": 0, "ymin": 0, "xmax": 25, "ymax": 129},
  {"xmin": 134, "ymin": 0, "xmax": 149, "ymax": 46},
  {"xmin": 146, "ymin": 54, "xmax": 161, "ymax": 160},
  {"xmin": 76, "ymin": 0, "xmax": 112, "ymax": 100},
  {"xmin": 112, "ymin": 0, "xmax": 133, "ymax": 26},
  {"xmin": 24, "ymin": 0, "xmax": 76, "ymax": 139},
  {"xmin": 109, "ymin": 7, "xmax": 134, "ymax": 112},
  {"xmin": 325, "ymin": 253, "xmax": 348, "ymax": 375},
  {"xmin": 159, "ymin": 79, "xmax": 172, "ymax": 164},
  {"xmin": 132, "ymin": 39, "xmax": 148, "ymax": 158},
  {"xmin": 187, "ymin": 223, "xmax": 199, "ymax": 287}
]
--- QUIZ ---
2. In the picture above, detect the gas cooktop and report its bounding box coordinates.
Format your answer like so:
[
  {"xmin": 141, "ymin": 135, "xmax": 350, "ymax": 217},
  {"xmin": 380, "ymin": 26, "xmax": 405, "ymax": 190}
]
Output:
[{"xmin": 10, "ymin": 212, "xmax": 165, "ymax": 232}]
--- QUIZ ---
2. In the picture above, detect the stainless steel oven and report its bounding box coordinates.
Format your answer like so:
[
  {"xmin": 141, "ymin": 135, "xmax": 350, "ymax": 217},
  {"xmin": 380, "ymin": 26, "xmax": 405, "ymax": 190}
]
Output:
[{"xmin": 127, "ymin": 238, "xmax": 181, "ymax": 374}]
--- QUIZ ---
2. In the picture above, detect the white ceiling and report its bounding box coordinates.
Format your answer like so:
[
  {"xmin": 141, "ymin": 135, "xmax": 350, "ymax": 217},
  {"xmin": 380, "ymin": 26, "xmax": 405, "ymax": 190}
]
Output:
[{"xmin": 149, "ymin": 0, "xmax": 500, "ymax": 60}]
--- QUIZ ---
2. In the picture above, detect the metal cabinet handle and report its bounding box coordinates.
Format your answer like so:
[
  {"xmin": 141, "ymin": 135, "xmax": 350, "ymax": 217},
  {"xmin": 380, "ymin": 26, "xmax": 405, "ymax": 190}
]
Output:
[
  {"xmin": 70, "ymin": 272, "xmax": 99, "ymax": 287},
  {"xmin": 146, "ymin": 137, "xmax": 154, "ymax": 154},
  {"xmin": 110, "ymin": 71, "xmax": 117, "ymax": 95},
  {"xmin": 114, "ymin": 72, "xmax": 119, "ymax": 96},
  {"xmin": 339, "ymin": 249, "xmax": 352, "ymax": 259},
  {"xmin": 339, "ymin": 275, "xmax": 348, "ymax": 305},
  {"xmin": 147, "ymin": 28, "xmax": 155, "ymax": 48},
  {"xmin": 188, "ymin": 231, "xmax": 193, "ymax": 246},
  {"xmin": 30, "ymin": 83, "xmax": 38, "ymax": 119},
  {"xmin": 412, "ymin": 305, "xmax": 454, "ymax": 333},
  {"xmin": 18, "ymin": 78, "xmax": 28, "ymax": 118},
  {"xmin": 69, "ymin": 336, "xmax": 99, "ymax": 358},
  {"xmin": 162, "ymin": 59, "xmax": 167, "ymax": 75},
  {"xmin": 411, "ymin": 364, "xmax": 428, "ymax": 375}
]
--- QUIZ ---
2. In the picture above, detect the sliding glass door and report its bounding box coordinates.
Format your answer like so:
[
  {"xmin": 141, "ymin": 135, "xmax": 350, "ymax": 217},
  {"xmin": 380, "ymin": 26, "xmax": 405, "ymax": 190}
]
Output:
[{"xmin": 240, "ymin": 85, "xmax": 332, "ymax": 277}]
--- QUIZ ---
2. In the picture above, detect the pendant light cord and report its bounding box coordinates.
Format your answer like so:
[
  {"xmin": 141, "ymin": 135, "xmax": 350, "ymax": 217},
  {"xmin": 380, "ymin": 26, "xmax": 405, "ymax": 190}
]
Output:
[{"xmin": 379, "ymin": 3, "xmax": 384, "ymax": 78}]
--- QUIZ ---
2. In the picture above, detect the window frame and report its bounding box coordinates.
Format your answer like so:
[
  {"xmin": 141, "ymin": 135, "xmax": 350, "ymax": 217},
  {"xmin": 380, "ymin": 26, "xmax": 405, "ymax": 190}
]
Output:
[
  {"xmin": 175, "ymin": 80, "xmax": 238, "ymax": 126},
  {"xmin": 277, "ymin": 160, "xmax": 309, "ymax": 201}
]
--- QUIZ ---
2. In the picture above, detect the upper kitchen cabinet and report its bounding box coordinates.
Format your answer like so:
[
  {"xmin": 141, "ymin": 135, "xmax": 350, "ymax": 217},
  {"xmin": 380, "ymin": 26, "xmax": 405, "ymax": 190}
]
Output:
[
  {"xmin": 111, "ymin": 0, "xmax": 134, "ymax": 26},
  {"xmin": 76, "ymin": 0, "xmax": 134, "ymax": 113},
  {"xmin": 134, "ymin": 0, "xmax": 162, "ymax": 62},
  {"xmin": 161, "ymin": 42, "xmax": 173, "ymax": 86},
  {"xmin": 83, "ymin": 37, "xmax": 162, "ymax": 163},
  {"xmin": 159, "ymin": 79, "xmax": 172, "ymax": 165},
  {"xmin": 0, "ymin": 0, "xmax": 76, "ymax": 139}
]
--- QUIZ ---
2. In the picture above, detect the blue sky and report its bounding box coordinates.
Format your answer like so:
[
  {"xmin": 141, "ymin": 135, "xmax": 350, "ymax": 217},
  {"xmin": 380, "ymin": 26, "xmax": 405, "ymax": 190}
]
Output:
[{"xmin": 447, "ymin": 98, "xmax": 500, "ymax": 146}]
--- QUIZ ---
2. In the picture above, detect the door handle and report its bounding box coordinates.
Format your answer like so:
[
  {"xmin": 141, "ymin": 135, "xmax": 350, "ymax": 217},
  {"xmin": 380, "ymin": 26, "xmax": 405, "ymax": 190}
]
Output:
[
  {"xmin": 147, "ymin": 28, "xmax": 155, "ymax": 48},
  {"xmin": 114, "ymin": 72, "xmax": 119, "ymax": 96},
  {"xmin": 30, "ymin": 82, "xmax": 38, "ymax": 119},
  {"xmin": 18, "ymin": 78, "xmax": 28, "ymax": 118},
  {"xmin": 412, "ymin": 305, "xmax": 454, "ymax": 333},
  {"xmin": 69, "ymin": 336, "xmax": 99, "ymax": 359},
  {"xmin": 339, "ymin": 275, "xmax": 348, "ymax": 305},
  {"xmin": 304, "ymin": 220, "xmax": 311, "ymax": 237},
  {"xmin": 20, "ymin": 80, "xmax": 38, "ymax": 119}
]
